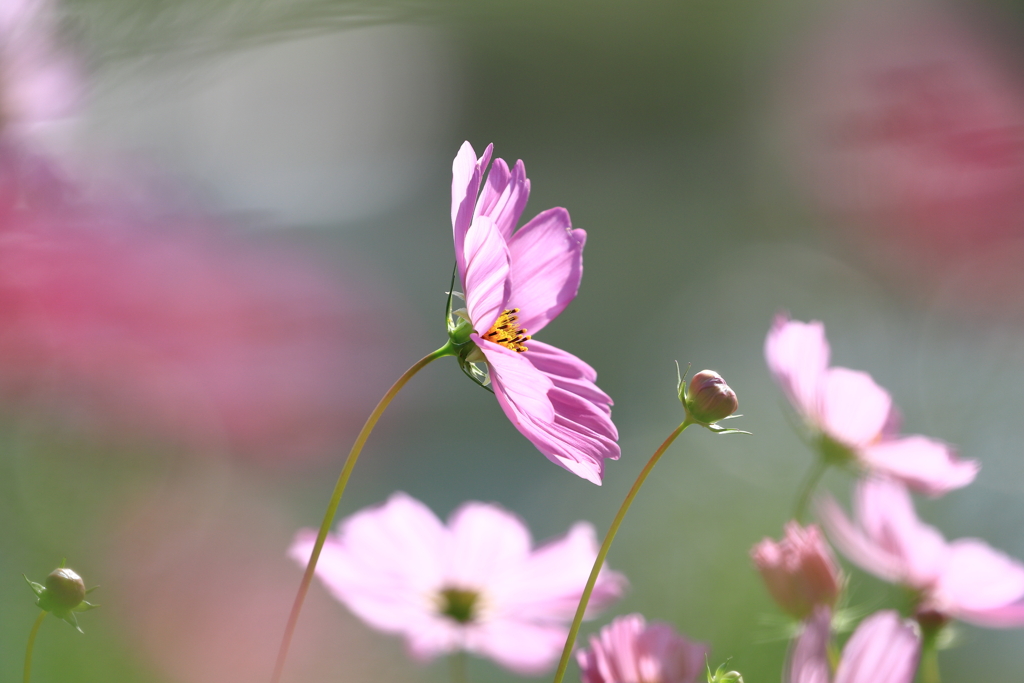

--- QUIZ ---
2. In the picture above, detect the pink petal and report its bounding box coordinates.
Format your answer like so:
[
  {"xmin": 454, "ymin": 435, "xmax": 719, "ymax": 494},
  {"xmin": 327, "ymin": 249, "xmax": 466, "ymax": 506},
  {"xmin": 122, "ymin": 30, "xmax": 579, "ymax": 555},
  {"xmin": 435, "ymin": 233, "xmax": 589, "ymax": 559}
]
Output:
[
  {"xmin": 834, "ymin": 611, "xmax": 920, "ymax": 683},
  {"xmin": 817, "ymin": 494, "xmax": 908, "ymax": 584},
  {"xmin": 466, "ymin": 618, "xmax": 567, "ymax": 675},
  {"xmin": 501, "ymin": 522, "xmax": 626, "ymax": 622},
  {"xmin": 936, "ymin": 539, "xmax": 1024, "ymax": 613},
  {"xmin": 785, "ymin": 606, "xmax": 831, "ymax": 683},
  {"xmin": 860, "ymin": 436, "xmax": 978, "ymax": 496},
  {"xmin": 819, "ymin": 367, "xmax": 892, "ymax": 447},
  {"xmin": 447, "ymin": 501, "xmax": 532, "ymax": 587},
  {"xmin": 483, "ymin": 340, "xmax": 617, "ymax": 484},
  {"xmin": 637, "ymin": 622, "xmax": 707, "ymax": 683},
  {"xmin": 505, "ymin": 207, "xmax": 584, "ymax": 334},
  {"xmin": 462, "ymin": 216, "xmax": 511, "ymax": 332},
  {"xmin": 477, "ymin": 157, "xmax": 530, "ymax": 240},
  {"xmin": 524, "ymin": 339, "xmax": 612, "ymax": 415},
  {"xmin": 854, "ymin": 479, "xmax": 949, "ymax": 587},
  {"xmin": 953, "ymin": 601, "xmax": 1024, "ymax": 628},
  {"xmin": 451, "ymin": 141, "xmax": 493, "ymax": 280},
  {"xmin": 764, "ymin": 315, "xmax": 830, "ymax": 420}
]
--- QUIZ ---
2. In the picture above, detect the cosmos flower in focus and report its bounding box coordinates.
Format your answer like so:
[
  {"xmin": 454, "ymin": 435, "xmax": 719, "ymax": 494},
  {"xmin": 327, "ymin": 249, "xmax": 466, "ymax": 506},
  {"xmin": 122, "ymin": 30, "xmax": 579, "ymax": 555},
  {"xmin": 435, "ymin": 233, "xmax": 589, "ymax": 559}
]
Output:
[
  {"xmin": 787, "ymin": 607, "xmax": 919, "ymax": 683},
  {"xmin": 576, "ymin": 613, "xmax": 706, "ymax": 683},
  {"xmin": 447, "ymin": 141, "xmax": 619, "ymax": 484},
  {"xmin": 288, "ymin": 492, "xmax": 626, "ymax": 674},
  {"xmin": 751, "ymin": 522, "xmax": 842, "ymax": 619},
  {"xmin": 819, "ymin": 478, "xmax": 1024, "ymax": 628},
  {"xmin": 765, "ymin": 314, "xmax": 978, "ymax": 495}
]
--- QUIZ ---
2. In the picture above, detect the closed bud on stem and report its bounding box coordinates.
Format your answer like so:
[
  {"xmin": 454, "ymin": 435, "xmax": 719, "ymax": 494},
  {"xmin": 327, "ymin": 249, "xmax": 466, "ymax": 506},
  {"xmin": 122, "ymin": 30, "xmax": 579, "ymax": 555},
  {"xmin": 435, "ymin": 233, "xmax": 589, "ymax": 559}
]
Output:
[
  {"xmin": 750, "ymin": 522, "xmax": 842, "ymax": 619},
  {"xmin": 25, "ymin": 563, "xmax": 98, "ymax": 632},
  {"xmin": 707, "ymin": 662, "xmax": 744, "ymax": 683},
  {"xmin": 684, "ymin": 370, "xmax": 738, "ymax": 425}
]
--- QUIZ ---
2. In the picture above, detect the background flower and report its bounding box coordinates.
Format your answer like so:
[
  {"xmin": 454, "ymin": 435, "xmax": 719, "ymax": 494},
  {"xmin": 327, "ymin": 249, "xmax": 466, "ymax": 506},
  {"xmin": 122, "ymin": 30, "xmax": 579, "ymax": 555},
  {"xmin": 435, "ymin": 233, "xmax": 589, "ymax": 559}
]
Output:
[
  {"xmin": 289, "ymin": 491, "xmax": 627, "ymax": 674},
  {"xmin": 577, "ymin": 613, "xmax": 707, "ymax": 683},
  {"xmin": 751, "ymin": 522, "xmax": 842, "ymax": 619}
]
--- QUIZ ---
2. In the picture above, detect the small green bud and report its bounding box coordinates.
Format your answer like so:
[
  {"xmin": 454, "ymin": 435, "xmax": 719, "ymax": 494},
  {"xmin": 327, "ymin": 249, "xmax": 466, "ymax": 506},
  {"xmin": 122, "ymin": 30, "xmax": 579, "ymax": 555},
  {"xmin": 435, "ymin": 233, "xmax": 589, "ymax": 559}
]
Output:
[
  {"xmin": 25, "ymin": 564, "xmax": 98, "ymax": 633},
  {"xmin": 707, "ymin": 662, "xmax": 745, "ymax": 683},
  {"xmin": 685, "ymin": 370, "xmax": 738, "ymax": 425}
]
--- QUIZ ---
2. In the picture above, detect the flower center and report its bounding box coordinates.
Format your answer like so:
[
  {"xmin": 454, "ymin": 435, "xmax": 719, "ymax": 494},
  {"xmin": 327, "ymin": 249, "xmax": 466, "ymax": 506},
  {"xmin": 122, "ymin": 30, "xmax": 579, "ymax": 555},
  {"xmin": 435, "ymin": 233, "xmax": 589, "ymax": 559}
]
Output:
[
  {"xmin": 438, "ymin": 587, "xmax": 480, "ymax": 624},
  {"xmin": 481, "ymin": 308, "xmax": 531, "ymax": 353}
]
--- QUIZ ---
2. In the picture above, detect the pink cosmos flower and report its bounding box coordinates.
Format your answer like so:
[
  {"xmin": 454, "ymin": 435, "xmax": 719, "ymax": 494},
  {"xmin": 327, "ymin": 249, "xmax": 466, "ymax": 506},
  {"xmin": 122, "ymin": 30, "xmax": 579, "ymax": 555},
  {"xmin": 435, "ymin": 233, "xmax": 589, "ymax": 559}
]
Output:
[
  {"xmin": 787, "ymin": 607, "xmax": 920, "ymax": 683},
  {"xmin": 448, "ymin": 141, "xmax": 619, "ymax": 485},
  {"xmin": 576, "ymin": 613, "xmax": 707, "ymax": 683},
  {"xmin": 819, "ymin": 478, "xmax": 1024, "ymax": 627},
  {"xmin": 288, "ymin": 492, "xmax": 627, "ymax": 674},
  {"xmin": 751, "ymin": 522, "xmax": 842, "ymax": 619},
  {"xmin": 765, "ymin": 315, "xmax": 978, "ymax": 496}
]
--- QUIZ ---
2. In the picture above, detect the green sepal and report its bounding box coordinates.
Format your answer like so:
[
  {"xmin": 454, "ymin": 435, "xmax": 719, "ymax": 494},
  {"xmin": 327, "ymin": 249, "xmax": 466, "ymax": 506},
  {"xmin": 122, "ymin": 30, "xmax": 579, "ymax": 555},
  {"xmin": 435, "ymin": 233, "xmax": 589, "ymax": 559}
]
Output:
[
  {"xmin": 24, "ymin": 575, "xmax": 45, "ymax": 599},
  {"xmin": 703, "ymin": 424, "xmax": 752, "ymax": 436},
  {"xmin": 707, "ymin": 661, "xmax": 744, "ymax": 683}
]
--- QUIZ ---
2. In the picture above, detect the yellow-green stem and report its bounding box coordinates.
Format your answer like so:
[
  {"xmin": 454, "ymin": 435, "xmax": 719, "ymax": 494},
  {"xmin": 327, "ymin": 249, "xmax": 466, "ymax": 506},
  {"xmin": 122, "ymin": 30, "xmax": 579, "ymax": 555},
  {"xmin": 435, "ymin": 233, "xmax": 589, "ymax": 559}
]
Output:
[
  {"xmin": 24, "ymin": 611, "xmax": 46, "ymax": 683},
  {"xmin": 270, "ymin": 343, "xmax": 455, "ymax": 683},
  {"xmin": 551, "ymin": 420, "xmax": 693, "ymax": 683},
  {"xmin": 449, "ymin": 651, "xmax": 468, "ymax": 683},
  {"xmin": 919, "ymin": 632, "xmax": 941, "ymax": 683}
]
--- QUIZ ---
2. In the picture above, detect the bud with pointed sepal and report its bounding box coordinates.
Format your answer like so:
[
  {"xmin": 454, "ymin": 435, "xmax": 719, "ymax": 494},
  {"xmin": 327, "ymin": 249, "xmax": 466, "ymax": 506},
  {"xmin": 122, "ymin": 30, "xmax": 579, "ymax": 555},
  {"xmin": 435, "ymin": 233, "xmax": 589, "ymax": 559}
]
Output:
[
  {"xmin": 25, "ymin": 562, "xmax": 98, "ymax": 633},
  {"xmin": 677, "ymin": 364, "xmax": 748, "ymax": 434}
]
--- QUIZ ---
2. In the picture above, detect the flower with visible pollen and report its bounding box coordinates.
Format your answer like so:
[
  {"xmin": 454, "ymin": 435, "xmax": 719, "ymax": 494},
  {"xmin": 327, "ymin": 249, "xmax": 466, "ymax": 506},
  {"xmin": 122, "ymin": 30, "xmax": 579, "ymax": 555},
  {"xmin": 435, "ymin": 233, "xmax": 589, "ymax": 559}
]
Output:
[
  {"xmin": 751, "ymin": 522, "xmax": 842, "ymax": 619},
  {"xmin": 446, "ymin": 141, "xmax": 619, "ymax": 484},
  {"xmin": 288, "ymin": 492, "xmax": 627, "ymax": 674}
]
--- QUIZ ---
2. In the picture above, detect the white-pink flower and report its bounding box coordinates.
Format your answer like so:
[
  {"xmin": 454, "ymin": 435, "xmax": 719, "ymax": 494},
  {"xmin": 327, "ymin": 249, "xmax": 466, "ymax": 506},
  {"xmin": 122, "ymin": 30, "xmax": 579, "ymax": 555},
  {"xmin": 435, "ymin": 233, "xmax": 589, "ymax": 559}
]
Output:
[
  {"xmin": 787, "ymin": 607, "xmax": 920, "ymax": 683},
  {"xmin": 765, "ymin": 314, "xmax": 978, "ymax": 496},
  {"xmin": 449, "ymin": 141, "xmax": 619, "ymax": 485},
  {"xmin": 576, "ymin": 614, "xmax": 706, "ymax": 683},
  {"xmin": 288, "ymin": 492, "xmax": 627, "ymax": 674},
  {"xmin": 819, "ymin": 478, "xmax": 1024, "ymax": 627}
]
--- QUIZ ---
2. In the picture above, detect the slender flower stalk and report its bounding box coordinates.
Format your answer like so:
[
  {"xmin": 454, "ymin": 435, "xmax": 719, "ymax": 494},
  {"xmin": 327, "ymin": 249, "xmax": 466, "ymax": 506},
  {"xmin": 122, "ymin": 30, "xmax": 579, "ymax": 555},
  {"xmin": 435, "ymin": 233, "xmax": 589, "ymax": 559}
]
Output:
[
  {"xmin": 23, "ymin": 611, "xmax": 45, "ymax": 683},
  {"xmin": 551, "ymin": 419, "xmax": 693, "ymax": 683},
  {"xmin": 271, "ymin": 343, "xmax": 457, "ymax": 683},
  {"xmin": 793, "ymin": 458, "xmax": 829, "ymax": 522},
  {"xmin": 449, "ymin": 652, "xmax": 468, "ymax": 683}
]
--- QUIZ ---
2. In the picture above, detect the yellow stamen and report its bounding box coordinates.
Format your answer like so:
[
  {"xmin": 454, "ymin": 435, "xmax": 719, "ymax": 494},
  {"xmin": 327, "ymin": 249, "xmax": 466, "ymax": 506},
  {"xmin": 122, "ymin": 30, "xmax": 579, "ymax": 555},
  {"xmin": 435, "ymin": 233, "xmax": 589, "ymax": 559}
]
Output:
[{"xmin": 482, "ymin": 308, "xmax": 531, "ymax": 353}]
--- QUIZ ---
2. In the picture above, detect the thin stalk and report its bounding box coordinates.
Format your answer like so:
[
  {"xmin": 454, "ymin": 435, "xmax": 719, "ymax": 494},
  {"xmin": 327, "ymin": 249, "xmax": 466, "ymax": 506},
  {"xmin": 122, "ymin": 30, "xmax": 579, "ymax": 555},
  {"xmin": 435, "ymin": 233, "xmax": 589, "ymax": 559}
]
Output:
[
  {"xmin": 551, "ymin": 419, "xmax": 693, "ymax": 683},
  {"xmin": 793, "ymin": 458, "xmax": 829, "ymax": 523},
  {"xmin": 24, "ymin": 611, "xmax": 46, "ymax": 683},
  {"xmin": 918, "ymin": 631, "xmax": 941, "ymax": 683},
  {"xmin": 449, "ymin": 651, "xmax": 468, "ymax": 683},
  {"xmin": 271, "ymin": 343, "xmax": 456, "ymax": 683}
]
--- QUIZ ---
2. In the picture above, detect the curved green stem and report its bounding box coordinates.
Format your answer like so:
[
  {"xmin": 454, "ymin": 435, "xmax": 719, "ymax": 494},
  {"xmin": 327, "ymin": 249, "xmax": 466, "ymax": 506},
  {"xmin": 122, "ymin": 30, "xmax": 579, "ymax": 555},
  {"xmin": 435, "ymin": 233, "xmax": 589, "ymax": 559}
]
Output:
[
  {"xmin": 449, "ymin": 651, "xmax": 468, "ymax": 683},
  {"xmin": 919, "ymin": 630, "xmax": 941, "ymax": 683},
  {"xmin": 271, "ymin": 343, "xmax": 456, "ymax": 683},
  {"xmin": 793, "ymin": 458, "xmax": 829, "ymax": 524},
  {"xmin": 551, "ymin": 420, "xmax": 693, "ymax": 683},
  {"xmin": 24, "ymin": 611, "xmax": 46, "ymax": 683}
]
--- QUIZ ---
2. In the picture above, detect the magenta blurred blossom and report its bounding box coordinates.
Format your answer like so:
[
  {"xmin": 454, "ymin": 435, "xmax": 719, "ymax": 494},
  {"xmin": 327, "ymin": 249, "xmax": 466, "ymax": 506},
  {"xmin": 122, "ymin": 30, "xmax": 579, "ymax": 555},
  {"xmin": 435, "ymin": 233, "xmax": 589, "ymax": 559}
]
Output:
[
  {"xmin": 0, "ymin": 209, "xmax": 388, "ymax": 461},
  {"xmin": 576, "ymin": 613, "xmax": 706, "ymax": 683},
  {"xmin": 451, "ymin": 141, "xmax": 618, "ymax": 484},
  {"xmin": 787, "ymin": 607, "xmax": 920, "ymax": 683},
  {"xmin": 751, "ymin": 522, "xmax": 842, "ymax": 619},
  {"xmin": 289, "ymin": 491, "xmax": 627, "ymax": 674},
  {"xmin": 819, "ymin": 478, "xmax": 1024, "ymax": 628},
  {"xmin": 765, "ymin": 314, "xmax": 977, "ymax": 495}
]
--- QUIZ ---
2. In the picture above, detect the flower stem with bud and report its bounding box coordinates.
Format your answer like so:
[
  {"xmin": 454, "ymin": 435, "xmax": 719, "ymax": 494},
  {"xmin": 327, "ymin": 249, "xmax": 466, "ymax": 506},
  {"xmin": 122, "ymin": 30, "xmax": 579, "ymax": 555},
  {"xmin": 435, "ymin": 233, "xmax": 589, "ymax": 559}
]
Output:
[
  {"xmin": 272, "ymin": 343, "xmax": 458, "ymax": 683},
  {"xmin": 23, "ymin": 611, "xmax": 45, "ymax": 683}
]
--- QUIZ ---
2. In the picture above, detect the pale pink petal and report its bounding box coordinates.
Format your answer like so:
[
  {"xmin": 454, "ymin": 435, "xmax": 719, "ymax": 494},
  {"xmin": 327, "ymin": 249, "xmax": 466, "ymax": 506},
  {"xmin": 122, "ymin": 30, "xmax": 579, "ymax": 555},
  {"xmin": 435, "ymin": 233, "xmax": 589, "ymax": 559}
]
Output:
[
  {"xmin": 860, "ymin": 436, "xmax": 978, "ymax": 495},
  {"xmin": 524, "ymin": 339, "xmax": 612, "ymax": 414},
  {"xmin": 482, "ymin": 340, "xmax": 616, "ymax": 484},
  {"xmin": 936, "ymin": 539, "xmax": 1024, "ymax": 613},
  {"xmin": 447, "ymin": 501, "xmax": 532, "ymax": 587},
  {"xmin": 462, "ymin": 216, "xmax": 511, "ymax": 332},
  {"xmin": 549, "ymin": 386, "xmax": 618, "ymax": 441},
  {"xmin": 854, "ymin": 479, "xmax": 949, "ymax": 586},
  {"xmin": 499, "ymin": 522, "xmax": 626, "ymax": 622},
  {"xmin": 785, "ymin": 606, "xmax": 831, "ymax": 683},
  {"xmin": 477, "ymin": 158, "xmax": 530, "ymax": 240},
  {"xmin": 818, "ymin": 367, "xmax": 892, "ymax": 447},
  {"xmin": 817, "ymin": 494, "xmax": 907, "ymax": 584},
  {"xmin": 404, "ymin": 616, "xmax": 463, "ymax": 661},
  {"xmin": 834, "ymin": 611, "xmax": 920, "ymax": 683},
  {"xmin": 506, "ymin": 208, "xmax": 584, "ymax": 334},
  {"xmin": 636, "ymin": 622, "xmax": 707, "ymax": 683},
  {"xmin": 953, "ymin": 602, "xmax": 1024, "ymax": 628},
  {"xmin": 451, "ymin": 141, "xmax": 493, "ymax": 279},
  {"xmin": 765, "ymin": 315, "xmax": 830, "ymax": 420},
  {"xmin": 467, "ymin": 618, "xmax": 566, "ymax": 675}
]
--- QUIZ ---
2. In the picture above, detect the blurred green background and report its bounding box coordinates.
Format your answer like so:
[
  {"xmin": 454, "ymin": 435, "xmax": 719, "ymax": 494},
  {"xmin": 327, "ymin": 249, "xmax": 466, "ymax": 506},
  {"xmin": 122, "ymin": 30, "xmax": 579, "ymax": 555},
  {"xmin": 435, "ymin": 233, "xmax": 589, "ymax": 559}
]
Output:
[{"xmin": 5, "ymin": 0, "xmax": 1024, "ymax": 681}]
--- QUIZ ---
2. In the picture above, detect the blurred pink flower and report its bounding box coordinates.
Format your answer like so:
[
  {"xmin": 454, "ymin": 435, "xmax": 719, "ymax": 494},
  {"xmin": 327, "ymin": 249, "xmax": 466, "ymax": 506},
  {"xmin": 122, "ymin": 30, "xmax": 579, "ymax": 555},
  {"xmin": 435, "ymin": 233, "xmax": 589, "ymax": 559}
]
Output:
[
  {"xmin": 765, "ymin": 314, "xmax": 978, "ymax": 495},
  {"xmin": 751, "ymin": 522, "xmax": 842, "ymax": 619},
  {"xmin": 787, "ymin": 607, "xmax": 919, "ymax": 683},
  {"xmin": 289, "ymin": 491, "xmax": 627, "ymax": 674},
  {"xmin": 0, "ymin": 210, "xmax": 391, "ymax": 462},
  {"xmin": 819, "ymin": 478, "xmax": 1024, "ymax": 628},
  {"xmin": 576, "ymin": 613, "xmax": 706, "ymax": 683},
  {"xmin": 450, "ymin": 141, "xmax": 618, "ymax": 484}
]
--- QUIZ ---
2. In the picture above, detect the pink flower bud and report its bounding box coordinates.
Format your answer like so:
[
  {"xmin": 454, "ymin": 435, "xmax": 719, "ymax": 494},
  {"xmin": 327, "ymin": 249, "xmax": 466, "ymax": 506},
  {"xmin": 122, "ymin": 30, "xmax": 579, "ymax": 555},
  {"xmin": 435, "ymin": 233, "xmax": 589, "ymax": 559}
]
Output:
[
  {"xmin": 750, "ymin": 522, "xmax": 842, "ymax": 619},
  {"xmin": 684, "ymin": 370, "xmax": 738, "ymax": 425}
]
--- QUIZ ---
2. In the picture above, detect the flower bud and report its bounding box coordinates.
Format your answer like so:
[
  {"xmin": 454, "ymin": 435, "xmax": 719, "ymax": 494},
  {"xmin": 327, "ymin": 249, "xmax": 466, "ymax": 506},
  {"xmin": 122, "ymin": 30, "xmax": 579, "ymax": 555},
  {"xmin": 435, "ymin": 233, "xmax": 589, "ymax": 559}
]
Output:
[
  {"xmin": 43, "ymin": 568, "xmax": 86, "ymax": 612},
  {"xmin": 684, "ymin": 370, "xmax": 738, "ymax": 425},
  {"xmin": 750, "ymin": 522, "xmax": 842, "ymax": 619}
]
